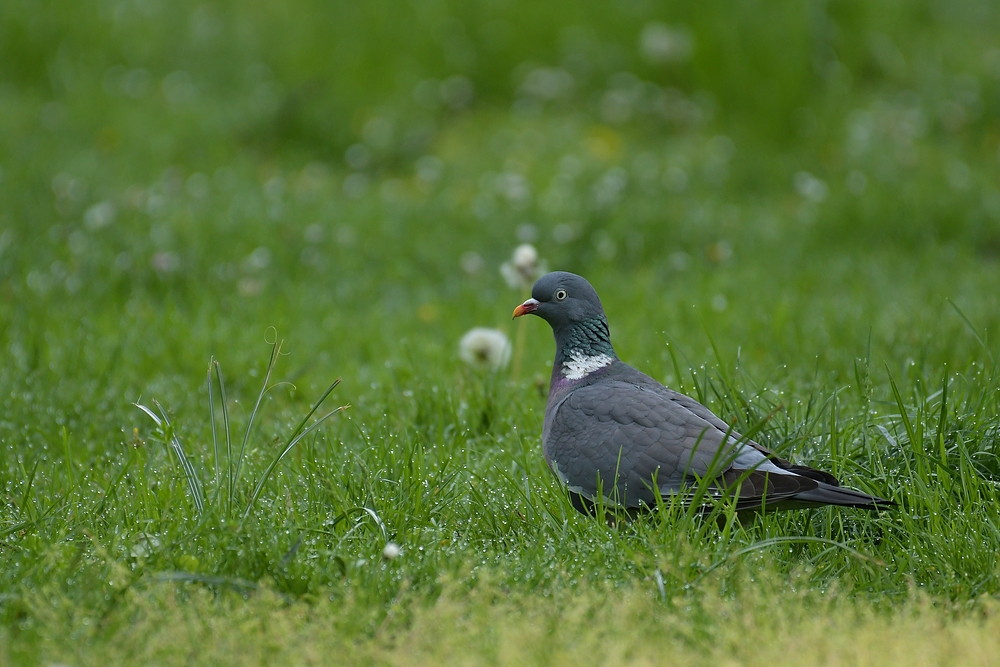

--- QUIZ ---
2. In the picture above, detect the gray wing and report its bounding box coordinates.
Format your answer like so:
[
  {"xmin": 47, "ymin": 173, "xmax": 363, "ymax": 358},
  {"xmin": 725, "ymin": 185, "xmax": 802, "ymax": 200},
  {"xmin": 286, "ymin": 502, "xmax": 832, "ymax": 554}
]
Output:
[
  {"xmin": 653, "ymin": 384, "xmax": 842, "ymax": 485},
  {"xmin": 543, "ymin": 380, "xmax": 821, "ymax": 509}
]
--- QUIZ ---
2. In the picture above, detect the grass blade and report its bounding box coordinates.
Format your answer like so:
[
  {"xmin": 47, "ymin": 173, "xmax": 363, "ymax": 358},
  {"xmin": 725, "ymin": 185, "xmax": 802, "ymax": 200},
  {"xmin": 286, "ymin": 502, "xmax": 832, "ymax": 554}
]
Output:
[
  {"xmin": 214, "ymin": 360, "xmax": 234, "ymax": 514},
  {"xmin": 232, "ymin": 338, "xmax": 281, "ymax": 491},
  {"xmin": 885, "ymin": 366, "xmax": 918, "ymax": 456},
  {"xmin": 61, "ymin": 426, "xmax": 74, "ymax": 492},
  {"xmin": 17, "ymin": 460, "xmax": 40, "ymax": 521},
  {"xmin": 208, "ymin": 358, "xmax": 220, "ymax": 506},
  {"xmin": 135, "ymin": 400, "xmax": 205, "ymax": 514},
  {"xmin": 282, "ymin": 378, "xmax": 342, "ymax": 450}
]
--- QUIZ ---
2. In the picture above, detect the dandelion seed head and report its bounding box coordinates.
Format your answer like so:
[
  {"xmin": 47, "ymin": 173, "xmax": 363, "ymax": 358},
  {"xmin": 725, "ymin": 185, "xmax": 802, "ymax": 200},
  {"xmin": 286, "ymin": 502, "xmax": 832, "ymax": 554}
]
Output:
[
  {"xmin": 512, "ymin": 243, "xmax": 537, "ymax": 269},
  {"xmin": 459, "ymin": 328, "xmax": 512, "ymax": 371},
  {"xmin": 500, "ymin": 243, "xmax": 547, "ymax": 290}
]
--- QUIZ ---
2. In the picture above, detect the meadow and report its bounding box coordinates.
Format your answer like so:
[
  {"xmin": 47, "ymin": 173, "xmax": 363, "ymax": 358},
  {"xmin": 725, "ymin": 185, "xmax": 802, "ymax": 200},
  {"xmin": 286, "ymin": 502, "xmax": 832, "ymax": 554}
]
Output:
[{"xmin": 2, "ymin": 0, "xmax": 1000, "ymax": 664}]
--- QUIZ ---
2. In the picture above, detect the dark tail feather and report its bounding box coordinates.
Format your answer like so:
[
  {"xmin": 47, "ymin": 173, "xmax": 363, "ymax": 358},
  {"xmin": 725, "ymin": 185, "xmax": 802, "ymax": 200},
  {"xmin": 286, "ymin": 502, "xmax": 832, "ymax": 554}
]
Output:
[{"xmin": 787, "ymin": 482, "xmax": 895, "ymax": 510}]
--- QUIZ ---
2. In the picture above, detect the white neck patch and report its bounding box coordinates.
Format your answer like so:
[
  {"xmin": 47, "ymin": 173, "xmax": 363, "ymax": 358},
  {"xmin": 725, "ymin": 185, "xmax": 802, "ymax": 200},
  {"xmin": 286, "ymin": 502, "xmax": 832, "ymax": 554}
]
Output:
[{"xmin": 561, "ymin": 350, "xmax": 613, "ymax": 380}]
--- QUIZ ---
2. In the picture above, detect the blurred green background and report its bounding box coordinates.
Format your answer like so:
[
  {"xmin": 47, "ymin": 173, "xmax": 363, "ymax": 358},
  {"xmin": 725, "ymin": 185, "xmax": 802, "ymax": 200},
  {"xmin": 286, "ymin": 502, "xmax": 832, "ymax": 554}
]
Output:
[
  {"xmin": 3, "ymin": 1, "xmax": 1000, "ymax": 659},
  {"xmin": 3, "ymin": 0, "xmax": 1000, "ymax": 383}
]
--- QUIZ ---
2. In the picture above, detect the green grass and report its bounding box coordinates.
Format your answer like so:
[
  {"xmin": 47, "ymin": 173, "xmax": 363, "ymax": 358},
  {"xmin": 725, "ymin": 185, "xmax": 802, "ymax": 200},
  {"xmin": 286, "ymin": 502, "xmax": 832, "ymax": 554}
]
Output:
[{"xmin": 3, "ymin": 0, "xmax": 1000, "ymax": 663}]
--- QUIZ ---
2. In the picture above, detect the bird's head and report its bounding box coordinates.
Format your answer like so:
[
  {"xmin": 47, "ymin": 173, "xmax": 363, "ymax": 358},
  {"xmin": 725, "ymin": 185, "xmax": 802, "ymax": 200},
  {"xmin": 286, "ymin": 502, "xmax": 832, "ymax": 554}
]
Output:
[{"xmin": 512, "ymin": 271, "xmax": 606, "ymax": 328}]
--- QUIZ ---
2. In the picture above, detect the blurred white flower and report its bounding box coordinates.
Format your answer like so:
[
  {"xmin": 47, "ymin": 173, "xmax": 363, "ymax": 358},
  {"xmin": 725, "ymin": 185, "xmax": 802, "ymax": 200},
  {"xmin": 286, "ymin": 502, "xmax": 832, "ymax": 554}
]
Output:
[
  {"xmin": 243, "ymin": 246, "xmax": 271, "ymax": 272},
  {"xmin": 162, "ymin": 70, "xmax": 196, "ymax": 107},
  {"xmin": 793, "ymin": 171, "xmax": 829, "ymax": 202},
  {"xmin": 516, "ymin": 223, "xmax": 538, "ymax": 243},
  {"xmin": 344, "ymin": 143, "xmax": 372, "ymax": 171},
  {"xmin": 382, "ymin": 542, "xmax": 403, "ymax": 560},
  {"xmin": 663, "ymin": 165, "xmax": 689, "ymax": 193},
  {"xmin": 416, "ymin": 155, "xmax": 444, "ymax": 185},
  {"xmin": 518, "ymin": 67, "xmax": 576, "ymax": 101},
  {"xmin": 460, "ymin": 251, "xmax": 484, "ymax": 275},
  {"xmin": 946, "ymin": 160, "xmax": 971, "ymax": 191},
  {"xmin": 592, "ymin": 230, "xmax": 617, "ymax": 261},
  {"xmin": 362, "ymin": 116, "xmax": 394, "ymax": 150},
  {"xmin": 459, "ymin": 328, "xmax": 512, "ymax": 371},
  {"xmin": 495, "ymin": 171, "xmax": 531, "ymax": 209},
  {"xmin": 382, "ymin": 542, "xmax": 401, "ymax": 560},
  {"xmin": 304, "ymin": 223, "xmax": 324, "ymax": 243},
  {"xmin": 639, "ymin": 23, "xmax": 694, "ymax": 65},
  {"xmin": 151, "ymin": 251, "xmax": 179, "ymax": 273},
  {"xmin": 552, "ymin": 223, "xmax": 578, "ymax": 245},
  {"xmin": 669, "ymin": 251, "xmax": 689, "ymax": 271},
  {"xmin": 130, "ymin": 534, "xmax": 161, "ymax": 559},
  {"xmin": 343, "ymin": 172, "xmax": 370, "ymax": 198},
  {"xmin": 592, "ymin": 167, "xmax": 628, "ymax": 207},
  {"xmin": 440, "ymin": 75, "xmax": 475, "ymax": 110},
  {"xmin": 84, "ymin": 201, "xmax": 116, "ymax": 230},
  {"xmin": 500, "ymin": 243, "xmax": 547, "ymax": 290}
]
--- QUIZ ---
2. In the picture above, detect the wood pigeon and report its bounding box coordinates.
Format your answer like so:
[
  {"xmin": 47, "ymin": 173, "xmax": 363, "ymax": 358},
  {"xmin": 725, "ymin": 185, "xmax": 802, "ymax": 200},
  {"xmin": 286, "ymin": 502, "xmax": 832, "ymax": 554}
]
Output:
[{"xmin": 513, "ymin": 271, "xmax": 894, "ymax": 515}]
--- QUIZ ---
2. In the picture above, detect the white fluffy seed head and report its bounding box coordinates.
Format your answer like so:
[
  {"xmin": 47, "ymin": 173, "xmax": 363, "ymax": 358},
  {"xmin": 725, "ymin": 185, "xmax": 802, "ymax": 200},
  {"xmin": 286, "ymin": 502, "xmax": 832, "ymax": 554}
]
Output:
[
  {"xmin": 500, "ymin": 243, "xmax": 547, "ymax": 290},
  {"xmin": 382, "ymin": 542, "xmax": 401, "ymax": 560},
  {"xmin": 459, "ymin": 327, "xmax": 512, "ymax": 371},
  {"xmin": 511, "ymin": 243, "xmax": 538, "ymax": 270}
]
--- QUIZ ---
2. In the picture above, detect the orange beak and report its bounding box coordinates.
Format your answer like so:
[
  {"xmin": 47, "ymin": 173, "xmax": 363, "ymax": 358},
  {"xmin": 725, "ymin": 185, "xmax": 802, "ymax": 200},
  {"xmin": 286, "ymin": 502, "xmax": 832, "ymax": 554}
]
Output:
[{"xmin": 512, "ymin": 298, "xmax": 539, "ymax": 319}]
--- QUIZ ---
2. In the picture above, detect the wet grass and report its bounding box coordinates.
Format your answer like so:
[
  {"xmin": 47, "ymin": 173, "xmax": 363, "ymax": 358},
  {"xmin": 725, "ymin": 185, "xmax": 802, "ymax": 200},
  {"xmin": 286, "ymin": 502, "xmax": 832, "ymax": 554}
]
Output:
[{"xmin": 3, "ymin": 0, "xmax": 1000, "ymax": 663}]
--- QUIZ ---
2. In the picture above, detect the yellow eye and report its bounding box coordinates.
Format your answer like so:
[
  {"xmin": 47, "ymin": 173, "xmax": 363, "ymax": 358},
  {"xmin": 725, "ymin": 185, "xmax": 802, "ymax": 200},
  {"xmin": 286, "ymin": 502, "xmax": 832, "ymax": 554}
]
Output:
[{"xmin": 555, "ymin": 289, "xmax": 567, "ymax": 301}]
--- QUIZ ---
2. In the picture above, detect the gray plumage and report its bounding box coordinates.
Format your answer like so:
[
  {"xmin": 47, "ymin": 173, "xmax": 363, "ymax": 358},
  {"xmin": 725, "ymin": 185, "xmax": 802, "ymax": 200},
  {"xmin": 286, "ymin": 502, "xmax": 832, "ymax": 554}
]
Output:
[{"xmin": 513, "ymin": 271, "xmax": 894, "ymax": 515}]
